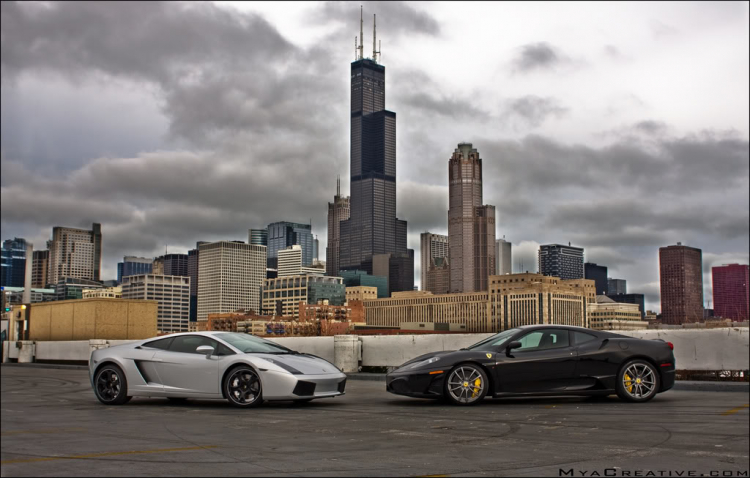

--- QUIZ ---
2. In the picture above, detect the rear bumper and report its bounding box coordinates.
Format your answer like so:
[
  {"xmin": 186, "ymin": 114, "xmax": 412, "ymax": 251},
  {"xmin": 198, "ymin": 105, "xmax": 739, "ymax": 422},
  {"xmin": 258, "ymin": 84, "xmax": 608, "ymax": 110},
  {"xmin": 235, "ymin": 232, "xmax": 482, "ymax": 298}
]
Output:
[
  {"xmin": 660, "ymin": 368, "xmax": 675, "ymax": 392},
  {"xmin": 260, "ymin": 370, "xmax": 347, "ymax": 400},
  {"xmin": 386, "ymin": 370, "xmax": 445, "ymax": 398}
]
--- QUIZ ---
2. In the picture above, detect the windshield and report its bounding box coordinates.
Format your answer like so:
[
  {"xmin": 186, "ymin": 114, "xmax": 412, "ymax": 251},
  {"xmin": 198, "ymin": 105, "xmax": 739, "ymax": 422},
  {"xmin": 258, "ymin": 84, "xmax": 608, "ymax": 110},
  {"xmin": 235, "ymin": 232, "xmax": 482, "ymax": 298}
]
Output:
[
  {"xmin": 213, "ymin": 333, "xmax": 295, "ymax": 354},
  {"xmin": 465, "ymin": 328, "xmax": 520, "ymax": 351}
]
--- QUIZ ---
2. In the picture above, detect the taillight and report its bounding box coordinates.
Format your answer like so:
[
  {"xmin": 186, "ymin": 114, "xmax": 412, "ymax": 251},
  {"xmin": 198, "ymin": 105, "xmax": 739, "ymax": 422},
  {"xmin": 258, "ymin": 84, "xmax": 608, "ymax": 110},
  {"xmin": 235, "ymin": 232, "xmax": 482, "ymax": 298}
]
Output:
[{"xmin": 666, "ymin": 342, "xmax": 674, "ymax": 350}]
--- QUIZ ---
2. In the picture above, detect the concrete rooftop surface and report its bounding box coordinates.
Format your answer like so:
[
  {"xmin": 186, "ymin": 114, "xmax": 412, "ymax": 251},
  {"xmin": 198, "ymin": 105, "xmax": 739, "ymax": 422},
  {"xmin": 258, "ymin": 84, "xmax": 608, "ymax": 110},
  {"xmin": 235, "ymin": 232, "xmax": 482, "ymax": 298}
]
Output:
[{"xmin": 1, "ymin": 366, "xmax": 748, "ymax": 477}]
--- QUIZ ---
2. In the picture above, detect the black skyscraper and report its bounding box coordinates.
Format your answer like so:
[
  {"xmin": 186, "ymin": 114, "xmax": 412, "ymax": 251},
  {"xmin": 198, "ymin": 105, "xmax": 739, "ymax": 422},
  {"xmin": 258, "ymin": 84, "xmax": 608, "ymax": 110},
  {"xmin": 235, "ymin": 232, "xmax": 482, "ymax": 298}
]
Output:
[
  {"xmin": 585, "ymin": 262, "xmax": 608, "ymax": 295},
  {"xmin": 338, "ymin": 11, "xmax": 413, "ymax": 293}
]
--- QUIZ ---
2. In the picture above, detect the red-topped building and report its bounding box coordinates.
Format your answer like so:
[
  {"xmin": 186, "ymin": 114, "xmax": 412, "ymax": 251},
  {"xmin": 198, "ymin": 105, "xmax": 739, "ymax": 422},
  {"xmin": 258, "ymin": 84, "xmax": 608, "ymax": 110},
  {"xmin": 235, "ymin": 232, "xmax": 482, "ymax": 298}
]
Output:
[{"xmin": 712, "ymin": 264, "xmax": 749, "ymax": 321}]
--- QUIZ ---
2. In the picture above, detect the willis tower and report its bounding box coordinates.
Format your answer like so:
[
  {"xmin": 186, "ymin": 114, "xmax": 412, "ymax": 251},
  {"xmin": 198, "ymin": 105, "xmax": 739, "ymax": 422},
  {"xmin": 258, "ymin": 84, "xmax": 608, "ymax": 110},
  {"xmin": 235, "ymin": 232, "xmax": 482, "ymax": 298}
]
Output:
[{"xmin": 338, "ymin": 8, "xmax": 414, "ymax": 294}]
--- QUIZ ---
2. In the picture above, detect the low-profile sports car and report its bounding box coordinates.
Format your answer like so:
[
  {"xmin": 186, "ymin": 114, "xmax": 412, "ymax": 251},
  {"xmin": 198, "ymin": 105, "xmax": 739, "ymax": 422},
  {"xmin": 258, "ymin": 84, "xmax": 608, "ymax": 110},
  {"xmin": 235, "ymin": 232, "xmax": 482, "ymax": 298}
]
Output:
[
  {"xmin": 90, "ymin": 332, "xmax": 346, "ymax": 407},
  {"xmin": 386, "ymin": 325, "xmax": 675, "ymax": 405}
]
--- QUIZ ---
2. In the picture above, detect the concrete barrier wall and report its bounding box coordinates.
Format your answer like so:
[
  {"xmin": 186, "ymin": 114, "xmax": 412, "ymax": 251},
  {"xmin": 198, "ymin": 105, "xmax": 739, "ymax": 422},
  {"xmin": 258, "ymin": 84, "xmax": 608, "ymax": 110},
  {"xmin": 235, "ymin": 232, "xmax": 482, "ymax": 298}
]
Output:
[{"xmin": 3, "ymin": 328, "xmax": 748, "ymax": 372}]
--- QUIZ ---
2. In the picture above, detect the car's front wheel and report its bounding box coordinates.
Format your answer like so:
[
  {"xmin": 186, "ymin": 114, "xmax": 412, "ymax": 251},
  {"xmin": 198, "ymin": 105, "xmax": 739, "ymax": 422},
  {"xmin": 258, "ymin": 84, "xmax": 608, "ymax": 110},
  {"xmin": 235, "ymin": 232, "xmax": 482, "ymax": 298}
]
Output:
[
  {"xmin": 94, "ymin": 364, "xmax": 131, "ymax": 405},
  {"xmin": 224, "ymin": 366, "xmax": 264, "ymax": 408},
  {"xmin": 444, "ymin": 364, "xmax": 489, "ymax": 406},
  {"xmin": 616, "ymin": 359, "xmax": 659, "ymax": 403}
]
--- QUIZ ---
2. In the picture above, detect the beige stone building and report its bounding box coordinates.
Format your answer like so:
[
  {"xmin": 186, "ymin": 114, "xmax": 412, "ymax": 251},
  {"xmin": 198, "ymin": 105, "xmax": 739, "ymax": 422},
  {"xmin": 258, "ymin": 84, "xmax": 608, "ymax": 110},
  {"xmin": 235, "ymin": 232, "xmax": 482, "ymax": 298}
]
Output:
[
  {"xmin": 365, "ymin": 273, "xmax": 596, "ymax": 333},
  {"xmin": 82, "ymin": 286, "xmax": 122, "ymax": 299},
  {"xmin": 262, "ymin": 274, "xmax": 345, "ymax": 318},
  {"xmin": 27, "ymin": 298, "xmax": 157, "ymax": 341},
  {"xmin": 47, "ymin": 223, "xmax": 102, "ymax": 284},
  {"xmin": 346, "ymin": 286, "xmax": 378, "ymax": 302},
  {"xmin": 589, "ymin": 296, "xmax": 649, "ymax": 331}
]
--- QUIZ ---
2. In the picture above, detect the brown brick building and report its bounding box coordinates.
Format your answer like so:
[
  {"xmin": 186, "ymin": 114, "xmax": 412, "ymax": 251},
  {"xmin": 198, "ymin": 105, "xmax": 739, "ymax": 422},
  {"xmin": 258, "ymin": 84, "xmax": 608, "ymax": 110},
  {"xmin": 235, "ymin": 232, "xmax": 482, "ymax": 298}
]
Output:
[{"xmin": 659, "ymin": 243, "xmax": 703, "ymax": 324}]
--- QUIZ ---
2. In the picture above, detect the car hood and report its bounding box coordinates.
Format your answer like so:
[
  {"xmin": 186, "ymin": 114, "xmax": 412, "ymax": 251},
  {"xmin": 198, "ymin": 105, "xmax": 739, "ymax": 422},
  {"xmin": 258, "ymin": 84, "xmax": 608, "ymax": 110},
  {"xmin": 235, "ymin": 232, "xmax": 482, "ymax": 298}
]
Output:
[{"xmin": 251, "ymin": 353, "xmax": 341, "ymax": 375}]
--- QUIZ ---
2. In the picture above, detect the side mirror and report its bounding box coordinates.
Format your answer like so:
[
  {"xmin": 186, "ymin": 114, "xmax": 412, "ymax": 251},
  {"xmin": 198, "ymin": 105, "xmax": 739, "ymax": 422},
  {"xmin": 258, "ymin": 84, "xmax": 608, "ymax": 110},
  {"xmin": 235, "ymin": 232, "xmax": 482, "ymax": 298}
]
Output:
[
  {"xmin": 196, "ymin": 345, "xmax": 215, "ymax": 357},
  {"xmin": 506, "ymin": 341, "xmax": 522, "ymax": 356}
]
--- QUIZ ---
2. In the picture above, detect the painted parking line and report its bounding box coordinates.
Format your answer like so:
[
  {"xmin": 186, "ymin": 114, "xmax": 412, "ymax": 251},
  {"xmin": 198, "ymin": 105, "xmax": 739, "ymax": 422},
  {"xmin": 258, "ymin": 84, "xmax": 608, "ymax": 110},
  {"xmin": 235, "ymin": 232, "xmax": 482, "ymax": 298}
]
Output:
[
  {"xmin": 721, "ymin": 403, "xmax": 749, "ymax": 416},
  {"xmin": 1, "ymin": 427, "xmax": 86, "ymax": 436},
  {"xmin": 0, "ymin": 445, "xmax": 218, "ymax": 465}
]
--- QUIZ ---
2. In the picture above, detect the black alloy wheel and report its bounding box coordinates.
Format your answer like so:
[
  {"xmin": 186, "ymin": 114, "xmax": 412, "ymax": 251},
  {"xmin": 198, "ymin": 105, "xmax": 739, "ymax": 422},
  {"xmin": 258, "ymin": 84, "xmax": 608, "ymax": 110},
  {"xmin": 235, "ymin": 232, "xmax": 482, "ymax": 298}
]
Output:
[
  {"xmin": 225, "ymin": 366, "xmax": 264, "ymax": 408},
  {"xmin": 94, "ymin": 364, "xmax": 131, "ymax": 405}
]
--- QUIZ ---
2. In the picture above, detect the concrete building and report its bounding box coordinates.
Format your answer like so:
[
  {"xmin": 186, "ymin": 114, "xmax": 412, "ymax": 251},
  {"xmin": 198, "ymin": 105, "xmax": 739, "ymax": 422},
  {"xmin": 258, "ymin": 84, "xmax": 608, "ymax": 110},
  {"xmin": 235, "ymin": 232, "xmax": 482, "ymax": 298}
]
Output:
[
  {"xmin": 346, "ymin": 286, "xmax": 378, "ymax": 302},
  {"xmin": 495, "ymin": 237, "xmax": 512, "ymax": 275},
  {"xmin": 82, "ymin": 286, "xmax": 122, "ymax": 299},
  {"xmin": 262, "ymin": 274, "xmax": 345, "ymax": 318},
  {"xmin": 31, "ymin": 250, "xmax": 49, "ymax": 288},
  {"xmin": 420, "ymin": 232, "xmax": 449, "ymax": 291},
  {"xmin": 197, "ymin": 241, "xmax": 267, "ymax": 321},
  {"xmin": 277, "ymin": 245, "xmax": 326, "ymax": 277},
  {"xmin": 659, "ymin": 242, "xmax": 703, "ymax": 324},
  {"xmin": 122, "ymin": 274, "xmax": 190, "ymax": 333},
  {"xmin": 539, "ymin": 244, "xmax": 584, "ymax": 280},
  {"xmin": 1, "ymin": 237, "xmax": 28, "ymax": 288},
  {"xmin": 448, "ymin": 143, "xmax": 496, "ymax": 293},
  {"xmin": 712, "ymin": 264, "xmax": 749, "ymax": 321},
  {"xmin": 248, "ymin": 228, "xmax": 268, "ymax": 246},
  {"xmin": 48, "ymin": 223, "xmax": 102, "ymax": 284},
  {"xmin": 267, "ymin": 222, "xmax": 313, "ymax": 269},
  {"xmin": 584, "ymin": 263, "xmax": 608, "ymax": 295},
  {"xmin": 116, "ymin": 256, "xmax": 153, "ymax": 284},
  {"xmin": 364, "ymin": 273, "xmax": 594, "ymax": 333},
  {"xmin": 337, "ymin": 50, "xmax": 414, "ymax": 294},
  {"xmin": 607, "ymin": 278, "xmax": 627, "ymax": 295},
  {"xmin": 2, "ymin": 287, "xmax": 55, "ymax": 304},
  {"xmin": 589, "ymin": 295, "xmax": 649, "ymax": 331},
  {"xmin": 26, "ymin": 298, "xmax": 157, "ymax": 341},
  {"xmin": 606, "ymin": 293, "xmax": 646, "ymax": 319},
  {"xmin": 53, "ymin": 277, "xmax": 103, "ymax": 301},
  {"xmin": 327, "ymin": 178, "xmax": 351, "ymax": 277},
  {"xmin": 425, "ymin": 257, "xmax": 450, "ymax": 294}
]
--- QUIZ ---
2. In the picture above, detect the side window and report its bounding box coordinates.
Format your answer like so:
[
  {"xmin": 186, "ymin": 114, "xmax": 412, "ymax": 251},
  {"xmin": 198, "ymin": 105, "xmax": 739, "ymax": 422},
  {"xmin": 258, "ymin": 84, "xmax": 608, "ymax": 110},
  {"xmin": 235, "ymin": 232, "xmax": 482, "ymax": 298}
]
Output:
[
  {"xmin": 517, "ymin": 329, "xmax": 570, "ymax": 352},
  {"xmin": 574, "ymin": 331, "xmax": 597, "ymax": 345},
  {"xmin": 168, "ymin": 336, "xmax": 218, "ymax": 354},
  {"xmin": 143, "ymin": 337, "xmax": 174, "ymax": 350},
  {"xmin": 215, "ymin": 343, "xmax": 235, "ymax": 356}
]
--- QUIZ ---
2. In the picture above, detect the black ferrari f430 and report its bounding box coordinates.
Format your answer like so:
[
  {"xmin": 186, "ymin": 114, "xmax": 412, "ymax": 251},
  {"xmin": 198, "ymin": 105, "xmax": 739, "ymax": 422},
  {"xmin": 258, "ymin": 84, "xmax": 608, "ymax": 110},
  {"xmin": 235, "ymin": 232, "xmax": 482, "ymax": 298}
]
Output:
[{"xmin": 386, "ymin": 325, "xmax": 675, "ymax": 405}]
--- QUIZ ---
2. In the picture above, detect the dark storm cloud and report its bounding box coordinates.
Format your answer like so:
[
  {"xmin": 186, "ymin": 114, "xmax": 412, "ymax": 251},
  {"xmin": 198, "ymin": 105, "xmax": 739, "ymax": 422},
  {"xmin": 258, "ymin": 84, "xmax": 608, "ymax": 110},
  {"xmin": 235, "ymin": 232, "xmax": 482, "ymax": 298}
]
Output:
[
  {"xmin": 633, "ymin": 120, "xmax": 668, "ymax": 136},
  {"xmin": 511, "ymin": 42, "xmax": 569, "ymax": 73},
  {"xmin": 502, "ymin": 96, "xmax": 568, "ymax": 129}
]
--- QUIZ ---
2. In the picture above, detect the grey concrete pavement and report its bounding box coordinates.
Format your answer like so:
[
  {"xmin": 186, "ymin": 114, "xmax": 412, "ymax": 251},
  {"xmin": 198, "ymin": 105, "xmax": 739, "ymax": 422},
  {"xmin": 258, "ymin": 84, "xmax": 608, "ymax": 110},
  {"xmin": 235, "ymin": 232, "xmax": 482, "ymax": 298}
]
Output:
[{"xmin": 1, "ymin": 367, "xmax": 748, "ymax": 477}]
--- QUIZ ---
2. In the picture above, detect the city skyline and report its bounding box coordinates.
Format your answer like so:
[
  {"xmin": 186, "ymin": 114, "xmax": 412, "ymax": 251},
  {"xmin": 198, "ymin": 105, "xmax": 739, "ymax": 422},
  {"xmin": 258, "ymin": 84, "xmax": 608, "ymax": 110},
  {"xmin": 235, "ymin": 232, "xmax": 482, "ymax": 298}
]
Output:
[{"xmin": 1, "ymin": 2, "xmax": 748, "ymax": 312}]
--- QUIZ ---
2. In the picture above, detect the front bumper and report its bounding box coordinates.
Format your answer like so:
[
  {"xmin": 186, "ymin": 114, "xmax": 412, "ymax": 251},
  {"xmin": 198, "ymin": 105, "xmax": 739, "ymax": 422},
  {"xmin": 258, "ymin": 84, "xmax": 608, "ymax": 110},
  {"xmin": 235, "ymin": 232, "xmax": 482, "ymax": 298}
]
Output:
[
  {"xmin": 386, "ymin": 369, "xmax": 445, "ymax": 398},
  {"xmin": 260, "ymin": 370, "xmax": 348, "ymax": 401}
]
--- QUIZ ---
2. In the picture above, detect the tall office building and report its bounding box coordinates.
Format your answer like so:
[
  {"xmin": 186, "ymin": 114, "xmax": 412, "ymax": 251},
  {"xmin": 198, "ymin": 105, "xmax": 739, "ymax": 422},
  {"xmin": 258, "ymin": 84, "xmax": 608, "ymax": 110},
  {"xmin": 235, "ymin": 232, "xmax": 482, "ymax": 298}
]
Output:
[
  {"xmin": 420, "ymin": 233, "xmax": 448, "ymax": 291},
  {"xmin": 607, "ymin": 278, "xmax": 627, "ymax": 295},
  {"xmin": 47, "ymin": 223, "xmax": 102, "ymax": 284},
  {"xmin": 584, "ymin": 263, "xmax": 608, "ymax": 295},
  {"xmin": 1, "ymin": 238, "xmax": 28, "ymax": 288},
  {"xmin": 712, "ymin": 264, "xmax": 749, "ymax": 321},
  {"xmin": 122, "ymin": 274, "xmax": 190, "ymax": 333},
  {"xmin": 327, "ymin": 179, "xmax": 351, "ymax": 277},
  {"xmin": 152, "ymin": 253, "xmax": 189, "ymax": 277},
  {"xmin": 197, "ymin": 241, "xmax": 267, "ymax": 321},
  {"xmin": 495, "ymin": 237, "xmax": 512, "ymax": 275},
  {"xmin": 116, "ymin": 256, "xmax": 153, "ymax": 284},
  {"xmin": 425, "ymin": 257, "xmax": 450, "ymax": 294},
  {"xmin": 187, "ymin": 242, "xmax": 208, "ymax": 323},
  {"xmin": 267, "ymin": 222, "xmax": 313, "ymax": 268},
  {"xmin": 338, "ymin": 12, "xmax": 414, "ymax": 292},
  {"xmin": 659, "ymin": 242, "xmax": 703, "ymax": 324},
  {"xmin": 448, "ymin": 143, "xmax": 496, "ymax": 293},
  {"xmin": 248, "ymin": 228, "xmax": 268, "ymax": 246},
  {"xmin": 31, "ymin": 250, "xmax": 49, "ymax": 288},
  {"xmin": 538, "ymin": 244, "xmax": 584, "ymax": 280}
]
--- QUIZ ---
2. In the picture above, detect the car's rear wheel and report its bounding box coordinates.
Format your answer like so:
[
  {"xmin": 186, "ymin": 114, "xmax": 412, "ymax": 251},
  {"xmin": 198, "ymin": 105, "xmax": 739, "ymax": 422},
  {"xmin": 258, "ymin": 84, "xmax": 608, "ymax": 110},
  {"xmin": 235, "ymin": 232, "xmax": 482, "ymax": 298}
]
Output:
[
  {"xmin": 616, "ymin": 359, "xmax": 659, "ymax": 403},
  {"xmin": 94, "ymin": 364, "xmax": 130, "ymax": 405},
  {"xmin": 444, "ymin": 364, "xmax": 488, "ymax": 406},
  {"xmin": 224, "ymin": 366, "xmax": 264, "ymax": 408}
]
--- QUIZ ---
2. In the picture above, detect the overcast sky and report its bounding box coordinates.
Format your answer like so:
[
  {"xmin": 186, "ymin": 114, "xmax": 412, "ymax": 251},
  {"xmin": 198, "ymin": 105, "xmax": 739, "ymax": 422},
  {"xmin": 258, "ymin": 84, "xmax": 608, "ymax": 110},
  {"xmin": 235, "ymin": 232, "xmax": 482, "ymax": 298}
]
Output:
[{"xmin": 1, "ymin": 1, "xmax": 748, "ymax": 312}]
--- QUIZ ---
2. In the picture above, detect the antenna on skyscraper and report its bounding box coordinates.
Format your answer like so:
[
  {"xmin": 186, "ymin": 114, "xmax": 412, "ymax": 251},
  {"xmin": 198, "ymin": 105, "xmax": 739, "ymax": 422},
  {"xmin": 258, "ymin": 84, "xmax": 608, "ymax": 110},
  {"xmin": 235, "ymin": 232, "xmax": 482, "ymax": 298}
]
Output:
[
  {"xmin": 337, "ymin": 175, "xmax": 341, "ymax": 197},
  {"xmin": 354, "ymin": 36, "xmax": 358, "ymax": 60},
  {"xmin": 372, "ymin": 13, "xmax": 379, "ymax": 62},
  {"xmin": 359, "ymin": 5, "xmax": 364, "ymax": 60}
]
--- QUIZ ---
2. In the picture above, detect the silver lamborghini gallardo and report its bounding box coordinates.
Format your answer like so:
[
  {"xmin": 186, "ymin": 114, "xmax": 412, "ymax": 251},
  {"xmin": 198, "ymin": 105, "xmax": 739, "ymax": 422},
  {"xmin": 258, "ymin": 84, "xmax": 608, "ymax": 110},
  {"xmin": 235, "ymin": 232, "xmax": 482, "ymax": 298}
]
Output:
[{"xmin": 89, "ymin": 332, "xmax": 346, "ymax": 407}]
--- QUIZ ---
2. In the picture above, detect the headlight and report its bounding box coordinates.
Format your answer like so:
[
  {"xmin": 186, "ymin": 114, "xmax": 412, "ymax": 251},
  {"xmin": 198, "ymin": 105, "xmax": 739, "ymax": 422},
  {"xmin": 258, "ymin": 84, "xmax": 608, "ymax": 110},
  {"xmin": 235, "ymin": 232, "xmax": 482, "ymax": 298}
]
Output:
[
  {"xmin": 399, "ymin": 356, "xmax": 440, "ymax": 371},
  {"xmin": 265, "ymin": 358, "xmax": 303, "ymax": 375}
]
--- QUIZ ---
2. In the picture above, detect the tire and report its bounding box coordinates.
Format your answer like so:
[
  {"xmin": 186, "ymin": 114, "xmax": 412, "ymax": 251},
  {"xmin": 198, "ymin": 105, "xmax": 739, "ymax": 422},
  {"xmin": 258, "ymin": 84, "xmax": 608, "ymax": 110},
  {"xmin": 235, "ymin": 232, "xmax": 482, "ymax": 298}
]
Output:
[
  {"xmin": 616, "ymin": 359, "xmax": 660, "ymax": 403},
  {"xmin": 444, "ymin": 363, "xmax": 489, "ymax": 406},
  {"xmin": 94, "ymin": 364, "xmax": 130, "ymax": 405},
  {"xmin": 224, "ymin": 366, "xmax": 264, "ymax": 408}
]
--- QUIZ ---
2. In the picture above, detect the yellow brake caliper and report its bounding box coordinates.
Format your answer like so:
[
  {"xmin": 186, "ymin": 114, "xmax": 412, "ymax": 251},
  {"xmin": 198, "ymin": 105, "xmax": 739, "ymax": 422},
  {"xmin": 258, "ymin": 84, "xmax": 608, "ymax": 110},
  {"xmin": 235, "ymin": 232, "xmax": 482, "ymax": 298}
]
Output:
[
  {"xmin": 624, "ymin": 373, "xmax": 633, "ymax": 393},
  {"xmin": 471, "ymin": 377, "xmax": 482, "ymax": 398}
]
